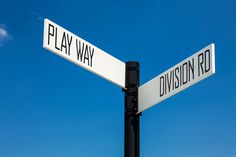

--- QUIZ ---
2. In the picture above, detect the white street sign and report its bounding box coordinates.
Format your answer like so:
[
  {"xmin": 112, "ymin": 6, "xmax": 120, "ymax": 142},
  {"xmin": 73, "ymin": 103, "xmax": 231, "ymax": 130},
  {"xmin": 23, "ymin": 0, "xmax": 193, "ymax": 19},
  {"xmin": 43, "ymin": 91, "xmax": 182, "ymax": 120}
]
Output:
[
  {"xmin": 138, "ymin": 44, "xmax": 215, "ymax": 113},
  {"xmin": 43, "ymin": 19, "xmax": 125, "ymax": 88}
]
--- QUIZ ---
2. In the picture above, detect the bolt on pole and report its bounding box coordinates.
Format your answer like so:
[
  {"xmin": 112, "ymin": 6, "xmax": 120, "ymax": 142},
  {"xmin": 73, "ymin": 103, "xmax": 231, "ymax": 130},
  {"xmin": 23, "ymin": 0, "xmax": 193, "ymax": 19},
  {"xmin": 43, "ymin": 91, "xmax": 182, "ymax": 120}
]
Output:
[{"xmin": 124, "ymin": 61, "xmax": 141, "ymax": 157}]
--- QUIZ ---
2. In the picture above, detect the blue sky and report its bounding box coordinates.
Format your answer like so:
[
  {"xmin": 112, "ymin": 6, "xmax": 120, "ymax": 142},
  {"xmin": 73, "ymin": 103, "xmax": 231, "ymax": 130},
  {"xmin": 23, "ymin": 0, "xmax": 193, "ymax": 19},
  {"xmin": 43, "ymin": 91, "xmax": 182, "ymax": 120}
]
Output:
[{"xmin": 0, "ymin": 0, "xmax": 236, "ymax": 157}]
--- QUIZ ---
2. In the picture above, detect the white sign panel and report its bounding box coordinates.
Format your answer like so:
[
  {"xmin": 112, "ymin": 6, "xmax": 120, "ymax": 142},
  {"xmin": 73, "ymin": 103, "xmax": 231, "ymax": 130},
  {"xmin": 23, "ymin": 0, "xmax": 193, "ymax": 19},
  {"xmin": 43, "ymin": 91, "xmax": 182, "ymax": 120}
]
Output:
[
  {"xmin": 138, "ymin": 44, "xmax": 215, "ymax": 113},
  {"xmin": 43, "ymin": 19, "xmax": 125, "ymax": 88}
]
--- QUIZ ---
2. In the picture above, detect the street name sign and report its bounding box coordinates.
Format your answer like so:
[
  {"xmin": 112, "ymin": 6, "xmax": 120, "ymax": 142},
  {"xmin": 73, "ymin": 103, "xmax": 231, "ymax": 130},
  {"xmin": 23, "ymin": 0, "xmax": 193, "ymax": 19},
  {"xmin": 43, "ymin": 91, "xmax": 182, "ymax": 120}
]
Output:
[
  {"xmin": 42, "ymin": 17, "xmax": 217, "ymax": 157},
  {"xmin": 43, "ymin": 19, "xmax": 125, "ymax": 88},
  {"xmin": 138, "ymin": 44, "xmax": 215, "ymax": 113}
]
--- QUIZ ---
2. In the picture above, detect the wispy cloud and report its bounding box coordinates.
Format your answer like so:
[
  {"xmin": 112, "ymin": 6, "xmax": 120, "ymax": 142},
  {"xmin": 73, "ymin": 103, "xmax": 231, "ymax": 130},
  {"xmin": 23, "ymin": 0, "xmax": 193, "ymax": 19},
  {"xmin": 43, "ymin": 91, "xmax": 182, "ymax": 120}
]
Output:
[{"xmin": 0, "ymin": 25, "xmax": 12, "ymax": 47}]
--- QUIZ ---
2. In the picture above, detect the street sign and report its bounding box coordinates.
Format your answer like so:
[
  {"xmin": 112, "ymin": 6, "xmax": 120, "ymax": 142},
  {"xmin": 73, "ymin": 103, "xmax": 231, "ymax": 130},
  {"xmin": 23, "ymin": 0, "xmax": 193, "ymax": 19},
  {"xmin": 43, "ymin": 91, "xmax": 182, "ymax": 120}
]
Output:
[
  {"xmin": 43, "ymin": 19, "xmax": 125, "ymax": 88},
  {"xmin": 42, "ymin": 17, "xmax": 217, "ymax": 157},
  {"xmin": 138, "ymin": 44, "xmax": 215, "ymax": 113}
]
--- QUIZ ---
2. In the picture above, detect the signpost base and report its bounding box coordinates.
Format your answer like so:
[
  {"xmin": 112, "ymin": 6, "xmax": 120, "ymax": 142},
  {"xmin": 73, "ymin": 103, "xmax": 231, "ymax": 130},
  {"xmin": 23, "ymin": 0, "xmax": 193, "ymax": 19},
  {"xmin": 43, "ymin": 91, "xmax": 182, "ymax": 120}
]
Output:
[{"xmin": 124, "ymin": 61, "xmax": 141, "ymax": 157}]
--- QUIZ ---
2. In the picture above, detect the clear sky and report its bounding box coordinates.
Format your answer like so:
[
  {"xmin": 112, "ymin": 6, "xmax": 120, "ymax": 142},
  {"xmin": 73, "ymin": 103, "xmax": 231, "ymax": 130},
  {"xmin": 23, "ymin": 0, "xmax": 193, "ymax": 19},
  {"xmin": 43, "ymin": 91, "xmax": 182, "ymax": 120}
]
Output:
[{"xmin": 0, "ymin": 0, "xmax": 235, "ymax": 157}]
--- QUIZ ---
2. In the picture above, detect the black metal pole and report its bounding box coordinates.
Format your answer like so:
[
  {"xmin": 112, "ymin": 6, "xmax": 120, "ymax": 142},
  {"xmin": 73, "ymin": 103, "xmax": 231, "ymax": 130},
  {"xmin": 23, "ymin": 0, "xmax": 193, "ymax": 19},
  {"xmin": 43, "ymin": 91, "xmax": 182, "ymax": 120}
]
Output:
[{"xmin": 124, "ymin": 61, "xmax": 141, "ymax": 157}]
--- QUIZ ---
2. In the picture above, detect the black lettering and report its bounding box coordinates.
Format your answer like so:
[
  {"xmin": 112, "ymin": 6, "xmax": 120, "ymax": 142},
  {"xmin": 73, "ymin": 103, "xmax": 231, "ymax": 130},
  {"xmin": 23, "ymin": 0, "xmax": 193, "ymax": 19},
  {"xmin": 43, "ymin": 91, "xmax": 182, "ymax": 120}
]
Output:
[
  {"xmin": 67, "ymin": 34, "xmax": 73, "ymax": 56},
  {"xmin": 180, "ymin": 64, "xmax": 182, "ymax": 86},
  {"xmin": 174, "ymin": 67, "xmax": 180, "ymax": 89},
  {"xmin": 61, "ymin": 32, "xmax": 67, "ymax": 54},
  {"xmin": 165, "ymin": 74, "xmax": 167, "ymax": 95},
  {"xmin": 172, "ymin": 69, "xmax": 174, "ymax": 90},
  {"xmin": 198, "ymin": 53, "xmax": 204, "ymax": 76},
  {"xmin": 89, "ymin": 47, "xmax": 94, "ymax": 67},
  {"xmin": 166, "ymin": 72, "xmax": 172, "ymax": 93},
  {"xmin": 160, "ymin": 76, "xmax": 165, "ymax": 97},
  {"xmin": 205, "ymin": 49, "xmax": 211, "ymax": 73},
  {"xmin": 76, "ymin": 39, "xmax": 84, "ymax": 62},
  {"xmin": 48, "ymin": 24, "xmax": 54, "ymax": 45},
  {"xmin": 188, "ymin": 58, "xmax": 194, "ymax": 81},
  {"xmin": 183, "ymin": 62, "xmax": 188, "ymax": 85},
  {"xmin": 83, "ymin": 45, "xmax": 90, "ymax": 65},
  {"xmin": 55, "ymin": 27, "xmax": 60, "ymax": 51}
]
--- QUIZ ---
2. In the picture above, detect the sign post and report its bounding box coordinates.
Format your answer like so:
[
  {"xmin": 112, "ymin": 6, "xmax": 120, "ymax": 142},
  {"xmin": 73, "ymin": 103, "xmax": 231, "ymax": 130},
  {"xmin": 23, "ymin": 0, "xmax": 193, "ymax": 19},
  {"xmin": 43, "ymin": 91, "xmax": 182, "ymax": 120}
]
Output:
[
  {"xmin": 124, "ymin": 61, "xmax": 140, "ymax": 157},
  {"xmin": 43, "ymin": 18, "xmax": 216, "ymax": 157}
]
